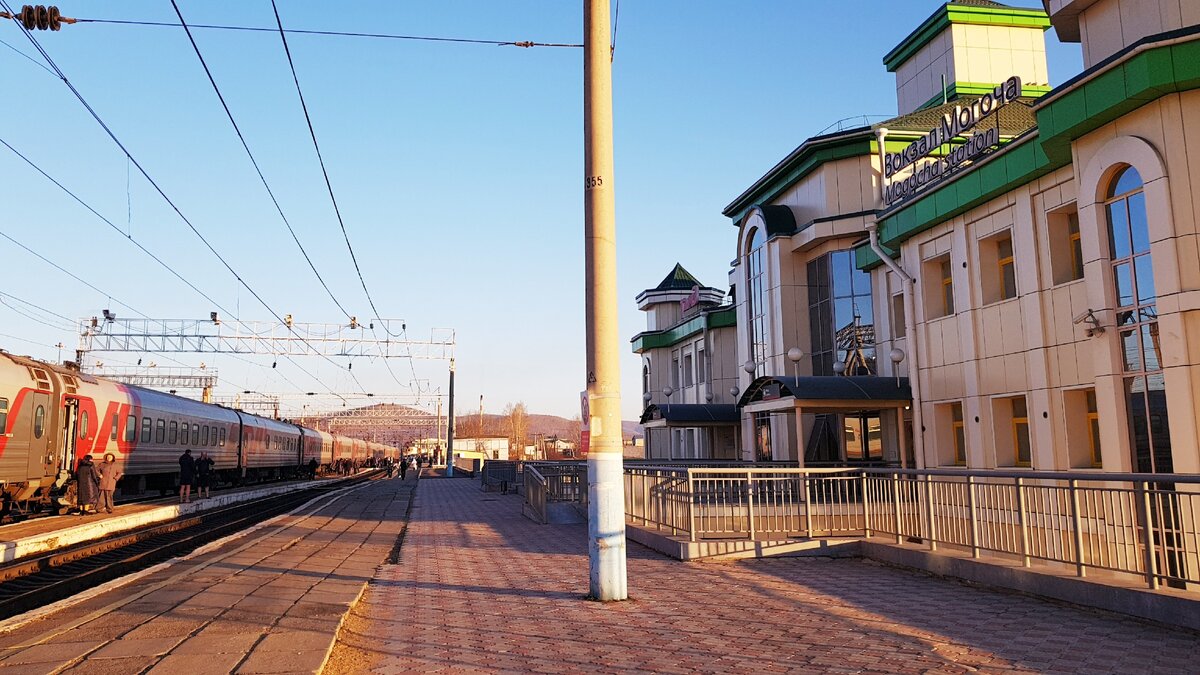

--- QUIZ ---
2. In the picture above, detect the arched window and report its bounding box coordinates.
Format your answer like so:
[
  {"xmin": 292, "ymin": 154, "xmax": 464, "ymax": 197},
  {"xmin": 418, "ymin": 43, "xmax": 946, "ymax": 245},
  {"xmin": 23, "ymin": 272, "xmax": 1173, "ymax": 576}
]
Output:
[
  {"xmin": 1107, "ymin": 166, "xmax": 1170, "ymax": 473},
  {"xmin": 745, "ymin": 227, "xmax": 768, "ymax": 377}
]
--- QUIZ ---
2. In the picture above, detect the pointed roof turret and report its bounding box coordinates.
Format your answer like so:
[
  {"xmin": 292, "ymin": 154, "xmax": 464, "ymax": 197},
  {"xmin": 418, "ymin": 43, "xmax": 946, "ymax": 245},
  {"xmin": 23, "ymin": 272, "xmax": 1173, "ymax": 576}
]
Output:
[{"xmin": 655, "ymin": 263, "xmax": 702, "ymax": 292}]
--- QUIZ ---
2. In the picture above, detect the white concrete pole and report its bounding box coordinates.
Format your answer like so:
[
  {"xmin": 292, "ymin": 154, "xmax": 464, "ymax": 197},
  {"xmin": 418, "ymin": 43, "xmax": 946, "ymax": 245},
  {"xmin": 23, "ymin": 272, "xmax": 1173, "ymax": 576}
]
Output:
[
  {"xmin": 584, "ymin": 0, "xmax": 627, "ymax": 602},
  {"xmin": 446, "ymin": 358, "xmax": 456, "ymax": 477}
]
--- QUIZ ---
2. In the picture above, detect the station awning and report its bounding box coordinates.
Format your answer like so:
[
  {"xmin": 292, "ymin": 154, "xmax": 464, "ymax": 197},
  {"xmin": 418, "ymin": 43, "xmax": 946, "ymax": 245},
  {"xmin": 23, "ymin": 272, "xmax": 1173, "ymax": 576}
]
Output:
[
  {"xmin": 738, "ymin": 375, "xmax": 911, "ymax": 413},
  {"xmin": 639, "ymin": 403, "xmax": 739, "ymax": 428}
]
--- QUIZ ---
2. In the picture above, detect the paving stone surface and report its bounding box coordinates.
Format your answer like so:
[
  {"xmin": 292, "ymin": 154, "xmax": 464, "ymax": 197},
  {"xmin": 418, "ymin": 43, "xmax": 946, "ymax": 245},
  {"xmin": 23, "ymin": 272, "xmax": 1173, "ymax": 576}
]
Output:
[
  {"xmin": 0, "ymin": 474, "xmax": 414, "ymax": 674},
  {"xmin": 328, "ymin": 474, "xmax": 1200, "ymax": 674}
]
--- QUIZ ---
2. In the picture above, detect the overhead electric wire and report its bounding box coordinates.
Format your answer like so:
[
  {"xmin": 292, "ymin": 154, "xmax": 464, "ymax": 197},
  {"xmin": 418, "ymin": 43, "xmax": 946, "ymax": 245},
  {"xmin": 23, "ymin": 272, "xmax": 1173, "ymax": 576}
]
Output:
[
  {"xmin": 267, "ymin": 0, "xmax": 391, "ymax": 336},
  {"xmin": 169, "ymin": 0, "xmax": 355, "ymax": 323},
  {"xmin": 0, "ymin": 136, "xmax": 235, "ymax": 319},
  {"xmin": 0, "ymin": 228, "xmax": 145, "ymax": 320},
  {"xmin": 0, "ymin": 34, "xmax": 53, "ymax": 74},
  {"xmin": 0, "ymin": 1, "xmax": 369, "ymax": 398},
  {"xmin": 71, "ymin": 17, "xmax": 582, "ymax": 48},
  {"xmin": 267, "ymin": 0, "xmax": 426, "ymax": 395}
]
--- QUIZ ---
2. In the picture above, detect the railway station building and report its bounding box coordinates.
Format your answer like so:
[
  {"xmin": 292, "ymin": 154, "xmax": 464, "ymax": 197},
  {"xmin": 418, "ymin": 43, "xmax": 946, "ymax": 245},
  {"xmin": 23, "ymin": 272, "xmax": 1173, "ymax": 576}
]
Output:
[{"xmin": 638, "ymin": 0, "xmax": 1200, "ymax": 477}]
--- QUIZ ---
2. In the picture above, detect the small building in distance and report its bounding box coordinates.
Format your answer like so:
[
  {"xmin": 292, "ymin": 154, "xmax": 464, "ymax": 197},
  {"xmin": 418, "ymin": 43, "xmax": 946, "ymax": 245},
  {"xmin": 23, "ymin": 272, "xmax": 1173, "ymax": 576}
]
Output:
[
  {"xmin": 453, "ymin": 437, "xmax": 510, "ymax": 461},
  {"xmin": 632, "ymin": 263, "xmax": 740, "ymax": 460}
]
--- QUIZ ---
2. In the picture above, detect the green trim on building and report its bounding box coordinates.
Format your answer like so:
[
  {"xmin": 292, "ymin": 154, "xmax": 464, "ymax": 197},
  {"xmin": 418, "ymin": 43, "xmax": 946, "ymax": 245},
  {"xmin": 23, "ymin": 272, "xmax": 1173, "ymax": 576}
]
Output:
[
  {"xmin": 916, "ymin": 82, "xmax": 1053, "ymax": 111},
  {"xmin": 724, "ymin": 134, "xmax": 875, "ymax": 225},
  {"xmin": 1038, "ymin": 38, "xmax": 1200, "ymax": 163},
  {"xmin": 883, "ymin": 4, "xmax": 1051, "ymax": 74},
  {"xmin": 869, "ymin": 37, "xmax": 1200, "ymax": 255},
  {"xmin": 854, "ymin": 241, "xmax": 895, "ymax": 272},
  {"xmin": 631, "ymin": 307, "xmax": 737, "ymax": 354}
]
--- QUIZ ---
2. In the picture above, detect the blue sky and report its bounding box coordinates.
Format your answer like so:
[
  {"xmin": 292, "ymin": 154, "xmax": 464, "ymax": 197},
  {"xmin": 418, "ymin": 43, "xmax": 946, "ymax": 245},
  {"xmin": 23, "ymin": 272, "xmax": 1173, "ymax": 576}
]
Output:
[{"xmin": 0, "ymin": 2, "xmax": 1083, "ymax": 421}]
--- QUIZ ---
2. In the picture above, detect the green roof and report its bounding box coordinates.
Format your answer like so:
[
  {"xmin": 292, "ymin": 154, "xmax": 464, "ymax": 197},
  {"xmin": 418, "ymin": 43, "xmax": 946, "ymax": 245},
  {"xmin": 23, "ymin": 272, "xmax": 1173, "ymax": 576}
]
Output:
[{"xmin": 655, "ymin": 263, "xmax": 702, "ymax": 291}]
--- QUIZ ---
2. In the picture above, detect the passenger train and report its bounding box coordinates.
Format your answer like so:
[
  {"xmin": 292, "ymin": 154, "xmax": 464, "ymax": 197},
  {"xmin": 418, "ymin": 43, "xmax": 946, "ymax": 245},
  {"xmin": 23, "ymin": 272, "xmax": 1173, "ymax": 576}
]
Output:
[{"xmin": 0, "ymin": 351, "xmax": 399, "ymax": 515}]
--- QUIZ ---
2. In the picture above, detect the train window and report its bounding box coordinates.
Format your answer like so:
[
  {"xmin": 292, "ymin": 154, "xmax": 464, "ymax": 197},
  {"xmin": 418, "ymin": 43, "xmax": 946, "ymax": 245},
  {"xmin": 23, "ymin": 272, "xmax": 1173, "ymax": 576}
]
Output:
[
  {"xmin": 202, "ymin": 426, "xmax": 210, "ymax": 447},
  {"xmin": 191, "ymin": 424, "xmax": 200, "ymax": 446},
  {"xmin": 79, "ymin": 410, "xmax": 89, "ymax": 439},
  {"xmin": 33, "ymin": 405, "xmax": 45, "ymax": 439},
  {"xmin": 219, "ymin": 428, "xmax": 226, "ymax": 446},
  {"xmin": 140, "ymin": 417, "xmax": 152, "ymax": 443},
  {"xmin": 111, "ymin": 413, "xmax": 119, "ymax": 441},
  {"xmin": 156, "ymin": 419, "xmax": 165, "ymax": 444},
  {"xmin": 169, "ymin": 421, "xmax": 178, "ymax": 444},
  {"xmin": 125, "ymin": 415, "xmax": 137, "ymax": 442},
  {"xmin": 0, "ymin": 398, "xmax": 7, "ymax": 432},
  {"xmin": 211, "ymin": 428, "xmax": 217, "ymax": 446}
]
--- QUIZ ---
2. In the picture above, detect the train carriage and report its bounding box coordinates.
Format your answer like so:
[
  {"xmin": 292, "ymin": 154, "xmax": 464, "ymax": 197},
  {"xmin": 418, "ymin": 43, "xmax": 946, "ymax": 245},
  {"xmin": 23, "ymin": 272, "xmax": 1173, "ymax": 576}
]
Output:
[
  {"xmin": 237, "ymin": 412, "xmax": 301, "ymax": 479},
  {"xmin": 299, "ymin": 428, "xmax": 333, "ymax": 468}
]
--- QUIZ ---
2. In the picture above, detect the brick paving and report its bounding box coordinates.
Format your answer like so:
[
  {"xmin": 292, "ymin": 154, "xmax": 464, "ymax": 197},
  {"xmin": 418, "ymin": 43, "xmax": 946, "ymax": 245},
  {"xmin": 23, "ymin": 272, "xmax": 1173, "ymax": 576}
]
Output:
[
  {"xmin": 329, "ymin": 474, "xmax": 1199, "ymax": 674},
  {"xmin": 0, "ymin": 474, "xmax": 414, "ymax": 674}
]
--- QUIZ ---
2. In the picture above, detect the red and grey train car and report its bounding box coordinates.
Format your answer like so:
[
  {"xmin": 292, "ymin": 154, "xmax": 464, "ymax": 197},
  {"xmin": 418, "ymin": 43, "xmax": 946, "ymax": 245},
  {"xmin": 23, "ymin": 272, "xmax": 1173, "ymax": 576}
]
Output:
[{"xmin": 0, "ymin": 352, "xmax": 396, "ymax": 514}]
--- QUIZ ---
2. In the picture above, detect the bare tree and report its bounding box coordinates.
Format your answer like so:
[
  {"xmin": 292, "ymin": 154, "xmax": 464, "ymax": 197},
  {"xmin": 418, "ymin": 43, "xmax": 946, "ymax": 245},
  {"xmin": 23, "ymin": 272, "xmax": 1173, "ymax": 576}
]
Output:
[{"xmin": 504, "ymin": 402, "xmax": 529, "ymax": 456}]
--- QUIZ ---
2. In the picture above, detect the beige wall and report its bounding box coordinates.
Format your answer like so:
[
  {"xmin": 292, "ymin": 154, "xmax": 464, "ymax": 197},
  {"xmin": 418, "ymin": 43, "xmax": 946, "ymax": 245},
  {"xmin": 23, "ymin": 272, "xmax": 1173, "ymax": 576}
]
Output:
[
  {"xmin": 1072, "ymin": 0, "xmax": 1200, "ymax": 68},
  {"xmin": 893, "ymin": 23, "xmax": 1048, "ymax": 114}
]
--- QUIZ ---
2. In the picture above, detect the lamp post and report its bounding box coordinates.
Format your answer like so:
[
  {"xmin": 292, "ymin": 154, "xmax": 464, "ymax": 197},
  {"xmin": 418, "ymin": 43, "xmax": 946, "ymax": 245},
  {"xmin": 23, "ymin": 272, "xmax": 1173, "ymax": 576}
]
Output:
[
  {"xmin": 787, "ymin": 347, "xmax": 804, "ymax": 380},
  {"xmin": 583, "ymin": 0, "xmax": 626, "ymax": 602}
]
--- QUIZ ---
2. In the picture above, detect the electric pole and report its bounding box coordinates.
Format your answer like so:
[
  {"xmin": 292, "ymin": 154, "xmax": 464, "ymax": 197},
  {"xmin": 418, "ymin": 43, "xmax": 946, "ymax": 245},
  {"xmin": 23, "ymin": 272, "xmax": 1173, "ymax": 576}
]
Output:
[
  {"xmin": 583, "ymin": 0, "xmax": 627, "ymax": 601},
  {"xmin": 446, "ymin": 358, "xmax": 456, "ymax": 477}
]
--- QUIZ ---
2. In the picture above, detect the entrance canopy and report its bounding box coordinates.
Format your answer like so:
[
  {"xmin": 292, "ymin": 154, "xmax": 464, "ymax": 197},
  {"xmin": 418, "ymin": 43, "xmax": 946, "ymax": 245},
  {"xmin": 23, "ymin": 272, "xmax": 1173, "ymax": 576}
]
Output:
[
  {"xmin": 639, "ymin": 403, "xmax": 739, "ymax": 428},
  {"xmin": 737, "ymin": 376, "xmax": 911, "ymax": 413}
]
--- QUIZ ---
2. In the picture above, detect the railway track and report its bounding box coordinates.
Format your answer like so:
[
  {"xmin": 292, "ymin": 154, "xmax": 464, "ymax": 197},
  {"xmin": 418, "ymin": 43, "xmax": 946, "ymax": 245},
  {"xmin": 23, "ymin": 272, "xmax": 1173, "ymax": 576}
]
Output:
[{"xmin": 0, "ymin": 470, "xmax": 381, "ymax": 621}]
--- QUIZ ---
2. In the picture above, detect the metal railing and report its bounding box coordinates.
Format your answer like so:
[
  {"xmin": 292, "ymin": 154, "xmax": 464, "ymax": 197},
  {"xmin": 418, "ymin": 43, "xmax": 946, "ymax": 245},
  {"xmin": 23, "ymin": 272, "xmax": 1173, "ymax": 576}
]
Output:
[
  {"xmin": 481, "ymin": 460, "xmax": 520, "ymax": 492},
  {"xmin": 623, "ymin": 465, "xmax": 1200, "ymax": 590},
  {"xmin": 522, "ymin": 462, "xmax": 589, "ymax": 524}
]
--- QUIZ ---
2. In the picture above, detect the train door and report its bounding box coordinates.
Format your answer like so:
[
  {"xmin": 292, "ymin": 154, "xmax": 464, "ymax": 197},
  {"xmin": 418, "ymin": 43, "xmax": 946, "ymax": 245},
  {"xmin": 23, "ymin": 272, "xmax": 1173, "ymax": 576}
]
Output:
[
  {"xmin": 58, "ymin": 397, "xmax": 79, "ymax": 474},
  {"xmin": 24, "ymin": 392, "xmax": 52, "ymax": 482}
]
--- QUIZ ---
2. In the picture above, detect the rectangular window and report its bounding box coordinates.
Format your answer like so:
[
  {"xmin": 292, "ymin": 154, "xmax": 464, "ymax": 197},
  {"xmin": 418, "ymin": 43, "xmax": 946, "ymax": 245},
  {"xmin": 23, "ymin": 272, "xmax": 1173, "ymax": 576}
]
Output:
[
  {"xmin": 891, "ymin": 293, "xmax": 906, "ymax": 338},
  {"xmin": 1049, "ymin": 206, "xmax": 1084, "ymax": 285},
  {"xmin": 212, "ymin": 428, "xmax": 218, "ymax": 446},
  {"xmin": 941, "ymin": 259, "xmax": 955, "ymax": 315},
  {"xmin": 140, "ymin": 417, "xmax": 152, "ymax": 443},
  {"xmin": 952, "ymin": 403, "xmax": 966, "ymax": 465},
  {"xmin": 202, "ymin": 425, "xmax": 210, "ymax": 447},
  {"xmin": 169, "ymin": 421, "xmax": 178, "ymax": 445},
  {"xmin": 219, "ymin": 428, "xmax": 226, "ymax": 446},
  {"xmin": 126, "ymin": 415, "xmax": 137, "ymax": 442},
  {"xmin": 697, "ymin": 349, "xmax": 707, "ymax": 384},
  {"xmin": 683, "ymin": 353, "xmax": 694, "ymax": 387},
  {"xmin": 191, "ymin": 424, "xmax": 200, "ymax": 446},
  {"xmin": 0, "ymin": 398, "xmax": 7, "ymax": 433},
  {"xmin": 155, "ymin": 419, "xmax": 165, "ymax": 444},
  {"xmin": 924, "ymin": 254, "xmax": 954, "ymax": 319},
  {"xmin": 1086, "ymin": 390, "xmax": 1101, "ymax": 467},
  {"xmin": 671, "ymin": 355, "xmax": 680, "ymax": 388},
  {"xmin": 112, "ymin": 413, "xmax": 119, "ymax": 441},
  {"xmin": 997, "ymin": 235, "xmax": 1016, "ymax": 300},
  {"xmin": 1012, "ymin": 397, "xmax": 1031, "ymax": 466},
  {"xmin": 1068, "ymin": 212, "xmax": 1084, "ymax": 280}
]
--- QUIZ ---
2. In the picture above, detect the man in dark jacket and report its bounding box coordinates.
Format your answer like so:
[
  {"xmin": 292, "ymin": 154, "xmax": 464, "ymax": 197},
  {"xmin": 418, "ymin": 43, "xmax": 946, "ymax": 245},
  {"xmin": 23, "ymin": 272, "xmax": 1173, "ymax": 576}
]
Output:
[
  {"xmin": 179, "ymin": 449, "xmax": 195, "ymax": 504},
  {"xmin": 75, "ymin": 454, "xmax": 99, "ymax": 515}
]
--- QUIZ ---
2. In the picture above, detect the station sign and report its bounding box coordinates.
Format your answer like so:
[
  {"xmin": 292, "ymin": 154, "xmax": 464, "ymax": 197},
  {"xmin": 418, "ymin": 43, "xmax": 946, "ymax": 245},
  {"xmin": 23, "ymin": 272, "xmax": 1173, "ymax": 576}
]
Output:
[{"xmin": 883, "ymin": 76, "xmax": 1023, "ymax": 208}]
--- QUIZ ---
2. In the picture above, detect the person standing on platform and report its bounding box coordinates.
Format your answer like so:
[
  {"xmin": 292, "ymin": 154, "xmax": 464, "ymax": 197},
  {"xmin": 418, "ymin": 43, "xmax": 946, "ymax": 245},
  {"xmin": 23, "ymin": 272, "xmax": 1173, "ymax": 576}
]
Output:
[
  {"xmin": 75, "ymin": 454, "xmax": 99, "ymax": 515},
  {"xmin": 398, "ymin": 456, "xmax": 408, "ymax": 480},
  {"xmin": 179, "ymin": 448, "xmax": 195, "ymax": 504},
  {"xmin": 307, "ymin": 457, "xmax": 319, "ymax": 480},
  {"xmin": 196, "ymin": 451, "xmax": 214, "ymax": 500},
  {"xmin": 96, "ymin": 453, "xmax": 122, "ymax": 514}
]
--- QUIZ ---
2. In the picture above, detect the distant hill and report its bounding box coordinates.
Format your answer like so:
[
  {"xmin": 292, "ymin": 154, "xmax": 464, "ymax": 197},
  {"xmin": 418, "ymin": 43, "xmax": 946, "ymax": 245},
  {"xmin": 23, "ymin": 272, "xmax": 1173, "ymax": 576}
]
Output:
[{"xmin": 454, "ymin": 412, "xmax": 642, "ymax": 442}]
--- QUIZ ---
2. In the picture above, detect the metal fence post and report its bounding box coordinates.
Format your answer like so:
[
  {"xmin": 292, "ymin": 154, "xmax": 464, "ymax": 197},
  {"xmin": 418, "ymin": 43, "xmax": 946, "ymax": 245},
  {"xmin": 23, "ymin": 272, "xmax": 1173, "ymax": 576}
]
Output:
[
  {"xmin": 892, "ymin": 472, "xmax": 903, "ymax": 545},
  {"xmin": 1136, "ymin": 480, "xmax": 1159, "ymax": 589},
  {"xmin": 1015, "ymin": 476, "xmax": 1030, "ymax": 568},
  {"xmin": 967, "ymin": 475, "xmax": 980, "ymax": 559},
  {"xmin": 1069, "ymin": 478, "xmax": 1086, "ymax": 577},
  {"xmin": 861, "ymin": 471, "xmax": 872, "ymax": 537},
  {"xmin": 687, "ymin": 470, "xmax": 697, "ymax": 543},
  {"xmin": 745, "ymin": 470, "xmax": 756, "ymax": 540},
  {"xmin": 924, "ymin": 474, "xmax": 938, "ymax": 552},
  {"xmin": 803, "ymin": 472, "xmax": 814, "ymax": 538}
]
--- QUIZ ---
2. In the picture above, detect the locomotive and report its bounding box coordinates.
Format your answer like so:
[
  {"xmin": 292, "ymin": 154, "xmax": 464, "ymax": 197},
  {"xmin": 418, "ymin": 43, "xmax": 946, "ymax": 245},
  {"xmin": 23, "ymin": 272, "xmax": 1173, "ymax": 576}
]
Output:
[{"xmin": 0, "ymin": 351, "xmax": 399, "ymax": 516}]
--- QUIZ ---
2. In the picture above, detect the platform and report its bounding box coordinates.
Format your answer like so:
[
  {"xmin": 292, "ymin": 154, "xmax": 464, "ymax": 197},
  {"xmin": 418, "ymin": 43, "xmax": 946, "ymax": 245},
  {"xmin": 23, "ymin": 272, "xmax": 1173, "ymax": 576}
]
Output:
[
  {"xmin": 0, "ymin": 474, "xmax": 369, "ymax": 564},
  {"xmin": 0, "ymin": 472, "xmax": 412, "ymax": 673},
  {"xmin": 327, "ymin": 472, "xmax": 1199, "ymax": 674}
]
